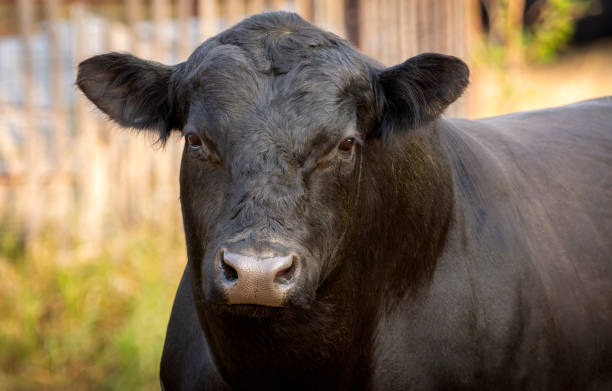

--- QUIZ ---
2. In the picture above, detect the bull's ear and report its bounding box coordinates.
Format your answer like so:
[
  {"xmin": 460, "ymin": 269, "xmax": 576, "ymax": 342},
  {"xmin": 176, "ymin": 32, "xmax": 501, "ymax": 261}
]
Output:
[
  {"xmin": 373, "ymin": 53, "xmax": 469, "ymax": 135},
  {"xmin": 77, "ymin": 52, "xmax": 183, "ymax": 142}
]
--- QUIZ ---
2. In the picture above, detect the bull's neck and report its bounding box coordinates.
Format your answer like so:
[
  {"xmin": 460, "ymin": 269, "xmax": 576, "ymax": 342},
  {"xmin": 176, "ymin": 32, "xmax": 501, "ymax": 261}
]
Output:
[
  {"xmin": 354, "ymin": 120, "xmax": 454, "ymax": 303},
  {"xmin": 199, "ymin": 267, "xmax": 376, "ymax": 388}
]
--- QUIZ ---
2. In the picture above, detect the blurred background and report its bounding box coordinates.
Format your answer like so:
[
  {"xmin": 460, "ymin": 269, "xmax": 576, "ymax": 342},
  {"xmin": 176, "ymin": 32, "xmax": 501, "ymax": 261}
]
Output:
[{"xmin": 0, "ymin": 0, "xmax": 611, "ymax": 389}]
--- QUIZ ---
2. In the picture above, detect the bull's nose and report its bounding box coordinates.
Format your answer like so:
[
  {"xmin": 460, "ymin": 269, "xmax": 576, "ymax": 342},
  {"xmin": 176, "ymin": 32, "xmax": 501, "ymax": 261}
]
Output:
[{"xmin": 219, "ymin": 250, "xmax": 297, "ymax": 307}]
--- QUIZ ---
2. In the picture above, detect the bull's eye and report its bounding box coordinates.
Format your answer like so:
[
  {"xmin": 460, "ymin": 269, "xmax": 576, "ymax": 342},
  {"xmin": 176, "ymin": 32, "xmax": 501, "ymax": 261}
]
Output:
[
  {"xmin": 187, "ymin": 134, "xmax": 203, "ymax": 151},
  {"xmin": 185, "ymin": 132, "xmax": 221, "ymax": 163},
  {"xmin": 338, "ymin": 137, "xmax": 356, "ymax": 152}
]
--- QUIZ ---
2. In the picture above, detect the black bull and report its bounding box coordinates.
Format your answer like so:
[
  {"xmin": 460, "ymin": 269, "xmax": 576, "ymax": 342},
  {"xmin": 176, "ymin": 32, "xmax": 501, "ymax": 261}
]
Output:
[{"xmin": 77, "ymin": 12, "xmax": 612, "ymax": 390}]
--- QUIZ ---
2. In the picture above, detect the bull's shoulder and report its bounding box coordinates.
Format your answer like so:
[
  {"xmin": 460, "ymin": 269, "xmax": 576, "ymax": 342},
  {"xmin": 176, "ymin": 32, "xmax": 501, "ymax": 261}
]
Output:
[{"xmin": 442, "ymin": 98, "xmax": 612, "ymax": 216}]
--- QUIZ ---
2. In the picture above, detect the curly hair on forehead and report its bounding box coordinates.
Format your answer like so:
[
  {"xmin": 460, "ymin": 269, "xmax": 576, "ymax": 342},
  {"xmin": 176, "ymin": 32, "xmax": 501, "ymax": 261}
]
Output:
[{"xmin": 213, "ymin": 11, "xmax": 356, "ymax": 75}]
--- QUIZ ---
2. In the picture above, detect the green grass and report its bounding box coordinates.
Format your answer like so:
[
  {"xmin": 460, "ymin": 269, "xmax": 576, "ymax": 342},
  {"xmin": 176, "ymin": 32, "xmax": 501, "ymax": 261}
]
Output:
[{"xmin": 0, "ymin": 225, "xmax": 185, "ymax": 390}]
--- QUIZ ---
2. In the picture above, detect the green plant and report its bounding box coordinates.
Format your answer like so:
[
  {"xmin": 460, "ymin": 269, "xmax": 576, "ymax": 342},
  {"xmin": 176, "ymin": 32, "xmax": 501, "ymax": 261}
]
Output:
[{"xmin": 0, "ymin": 226, "xmax": 185, "ymax": 390}]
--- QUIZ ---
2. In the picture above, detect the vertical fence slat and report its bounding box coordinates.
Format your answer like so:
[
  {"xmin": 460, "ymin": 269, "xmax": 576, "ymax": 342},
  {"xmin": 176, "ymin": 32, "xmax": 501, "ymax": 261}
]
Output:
[
  {"xmin": 432, "ymin": 0, "xmax": 442, "ymax": 53},
  {"xmin": 44, "ymin": 0, "xmax": 71, "ymax": 250},
  {"xmin": 444, "ymin": 0, "xmax": 454, "ymax": 55},
  {"xmin": 126, "ymin": 0, "xmax": 143, "ymax": 55},
  {"xmin": 399, "ymin": 0, "xmax": 417, "ymax": 59},
  {"xmin": 153, "ymin": 0, "xmax": 176, "ymax": 225},
  {"xmin": 153, "ymin": 0, "xmax": 170, "ymax": 62},
  {"xmin": 295, "ymin": 0, "xmax": 312, "ymax": 20},
  {"xmin": 312, "ymin": 0, "xmax": 326, "ymax": 32},
  {"xmin": 393, "ymin": 0, "xmax": 402, "ymax": 63},
  {"xmin": 359, "ymin": 0, "xmax": 378, "ymax": 60},
  {"xmin": 72, "ymin": 2, "xmax": 104, "ymax": 251},
  {"xmin": 415, "ymin": 0, "xmax": 425, "ymax": 52},
  {"xmin": 408, "ymin": 0, "xmax": 418, "ymax": 57},
  {"xmin": 247, "ymin": 0, "xmax": 266, "ymax": 16},
  {"xmin": 178, "ymin": 0, "xmax": 194, "ymax": 60},
  {"xmin": 123, "ymin": 0, "xmax": 145, "ymax": 226},
  {"xmin": 464, "ymin": 0, "xmax": 480, "ymax": 118},
  {"xmin": 327, "ymin": 0, "xmax": 345, "ymax": 37},
  {"xmin": 199, "ymin": 0, "xmax": 218, "ymax": 40},
  {"xmin": 380, "ymin": 0, "xmax": 391, "ymax": 64},
  {"xmin": 17, "ymin": 0, "xmax": 41, "ymax": 247},
  {"xmin": 271, "ymin": 0, "xmax": 286, "ymax": 11},
  {"xmin": 226, "ymin": 0, "xmax": 245, "ymax": 26}
]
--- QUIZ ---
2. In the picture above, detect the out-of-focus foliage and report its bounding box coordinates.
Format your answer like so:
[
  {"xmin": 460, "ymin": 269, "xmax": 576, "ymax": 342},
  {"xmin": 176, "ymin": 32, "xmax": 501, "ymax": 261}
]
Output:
[
  {"xmin": 469, "ymin": 0, "xmax": 612, "ymax": 120},
  {"xmin": 524, "ymin": 0, "xmax": 590, "ymax": 62},
  {"xmin": 0, "ymin": 226, "xmax": 185, "ymax": 391},
  {"xmin": 480, "ymin": 0, "xmax": 589, "ymax": 64}
]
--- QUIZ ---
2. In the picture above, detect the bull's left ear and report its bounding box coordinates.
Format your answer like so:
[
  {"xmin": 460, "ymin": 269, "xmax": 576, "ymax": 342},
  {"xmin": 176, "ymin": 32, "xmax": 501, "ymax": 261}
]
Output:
[
  {"xmin": 373, "ymin": 53, "xmax": 469, "ymax": 134},
  {"xmin": 77, "ymin": 52, "xmax": 184, "ymax": 142}
]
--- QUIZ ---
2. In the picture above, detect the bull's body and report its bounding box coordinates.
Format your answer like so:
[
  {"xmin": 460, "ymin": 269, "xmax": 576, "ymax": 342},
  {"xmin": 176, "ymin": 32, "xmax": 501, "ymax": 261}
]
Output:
[
  {"xmin": 161, "ymin": 98, "xmax": 612, "ymax": 390},
  {"xmin": 75, "ymin": 10, "xmax": 612, "ymax": 390}
]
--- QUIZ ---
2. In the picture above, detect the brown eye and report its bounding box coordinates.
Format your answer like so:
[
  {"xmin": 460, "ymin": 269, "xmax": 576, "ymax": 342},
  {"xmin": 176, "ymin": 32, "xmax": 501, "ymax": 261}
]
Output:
[
  {"xmin": 187, "ymin": 134, "xmax": 202, "ymax": 149},
  {"xmin": 338, "ymin": 137, "xmax": 355, "ymax": 152}
]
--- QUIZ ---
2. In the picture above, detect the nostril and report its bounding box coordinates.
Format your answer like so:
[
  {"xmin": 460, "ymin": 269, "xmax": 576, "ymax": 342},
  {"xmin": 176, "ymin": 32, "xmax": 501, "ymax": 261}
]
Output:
[
  {"xmin": 274, "ymin": 256, "xmax": 297, "ymax": 285},
  {"xmin": 221, "ymin": 252, "xmax": 238, "ymax": 283}
]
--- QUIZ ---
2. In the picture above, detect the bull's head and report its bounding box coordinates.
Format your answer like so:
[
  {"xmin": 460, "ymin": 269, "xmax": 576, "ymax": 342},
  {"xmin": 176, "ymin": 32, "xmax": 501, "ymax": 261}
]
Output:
[{"xmin": 77, "ymin": 12, "xmax": 467, "ymax": 316}]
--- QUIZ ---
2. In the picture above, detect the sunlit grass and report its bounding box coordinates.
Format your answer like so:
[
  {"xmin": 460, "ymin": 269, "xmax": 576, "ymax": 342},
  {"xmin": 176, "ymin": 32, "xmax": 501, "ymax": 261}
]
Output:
[{"xmin": 0, "ymin": 224, "xmax": 185, "ymax": 390}]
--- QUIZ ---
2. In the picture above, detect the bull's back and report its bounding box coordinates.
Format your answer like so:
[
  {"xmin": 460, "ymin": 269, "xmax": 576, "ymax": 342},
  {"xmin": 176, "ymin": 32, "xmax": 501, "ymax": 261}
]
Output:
[{"xmin": 444, "ymin": 97, "xmax": 612, "ymax": 387}]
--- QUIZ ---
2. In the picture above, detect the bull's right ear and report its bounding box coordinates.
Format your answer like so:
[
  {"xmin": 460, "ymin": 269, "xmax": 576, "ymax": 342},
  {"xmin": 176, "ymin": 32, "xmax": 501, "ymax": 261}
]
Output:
[
  {"xmin": 77, "ymin": 52, "xmax": 183, "ymax": 142},
  {"xmin": 372, "ymin": 53, "xmax": 469, "ymax": 136}
]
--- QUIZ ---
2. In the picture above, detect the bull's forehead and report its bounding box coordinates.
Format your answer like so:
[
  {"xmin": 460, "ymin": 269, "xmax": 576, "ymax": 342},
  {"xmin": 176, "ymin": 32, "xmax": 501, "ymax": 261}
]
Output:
[{"xmin": 181, "ymin": 43, "xmax": 367, "ymax": 155}]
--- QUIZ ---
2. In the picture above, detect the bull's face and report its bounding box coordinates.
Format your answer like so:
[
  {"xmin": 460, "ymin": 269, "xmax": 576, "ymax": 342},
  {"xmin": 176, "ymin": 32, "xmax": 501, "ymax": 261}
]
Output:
[
  {"xmin": 77, "ymin": 13, "xmax": 468, "ymax": 315},
  {"xmin": 175, "ymin": 37, "xmax": 376, "ymax": 311}
]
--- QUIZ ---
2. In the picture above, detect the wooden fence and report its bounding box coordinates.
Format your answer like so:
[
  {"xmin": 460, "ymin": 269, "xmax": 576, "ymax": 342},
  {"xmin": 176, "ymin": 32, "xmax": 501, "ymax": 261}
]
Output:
[{"xmin": 0, "ymin": 0, "xmax": 474, "ymax": 254}]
